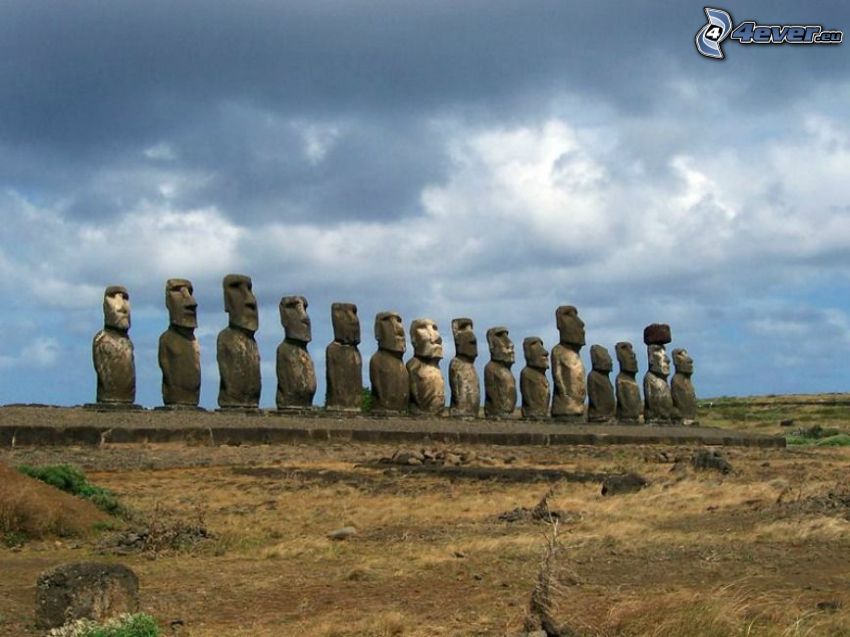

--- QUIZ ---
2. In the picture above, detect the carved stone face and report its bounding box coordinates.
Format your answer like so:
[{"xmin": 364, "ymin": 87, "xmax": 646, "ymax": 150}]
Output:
[
  {"xmin": 103, "ymin": 285, "xmax": 130, "ymax": 331},
  {"xmin": 556, "ymin": 305, "xmax": 586, "ymax": 346},
  {"xmin": 648, "ymin": 344, "xmax": 670, "ymax": 377},
  {"xmin": 332, "ymin": 302, "xmax": 360, "ymax": 345},
  {"xmin": 590, "ymin": 344, "xmax": 613, "ymax": 373},
  {"xmin": 375, "ymin": 311, "xmax": 406, "ymax": 353},
  {"xmin": 523, "ymin": 337, "xmax": 548, "ymax": 370},
  {"xmin": 451, "ymin": 318, "xmax": 477, "ymax": 360},
  {"xmin": 165, "ymin": 278, "xmax": 197, "ymax": 329},
  {"xmin": 223, "ymin": 274, "xmax": 258, "ymax": 332},
  {"xmin": 410, "ymin": 318, "xmax": 443, "ymax": 359},
  {"xmin": 280, "ymin": 296, "xmax": 311, "ymax": 343},
  {"xmin": 487, "ymin": 326, "xmax": 515, "ymax": 365},
  {"xmin": 673, "ymin": 348, "xmax": 693, "ymax": 374},
  {"xmin": 616, "ymin": 342, "xmax": 638, "ymax": 374}
]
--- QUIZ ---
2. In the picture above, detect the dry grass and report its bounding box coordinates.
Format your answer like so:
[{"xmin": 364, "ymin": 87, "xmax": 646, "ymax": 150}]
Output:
[{"xmin": 0, "ymin": 462, "xmax": 110, "ymax": 542}]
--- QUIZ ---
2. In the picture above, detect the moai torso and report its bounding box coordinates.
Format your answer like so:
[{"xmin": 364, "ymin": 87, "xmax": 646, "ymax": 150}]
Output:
[
  {"xmin": 520, "ymin": 367, "xmax": 549, "ymax": 419},
  {"xmin": 276, "ymin": 341, "xmax": 316, "ymax": 408},
  {"xmin": 159, "ymin": 326, "xmax": 201, "ymax": 406},
  {"xmin": 370, "ymin": 350, "xmax": 409, "ymax": 413},
  {"xmin": 93, "ymin": 285, "xmax": 135, "ymax": 405},
  {"xmin": 326, "ymin": 342, "xmax": 363, "ymax": 410},
  {"xmin": 217, "ymin": 327, "xmax": 261, "ymax": 408},
  {"xmin": 217, "ymin": 274, "xmax": 261, "ymax": 408},
  {"xmin": 643, "ymin": 327, "xmax": 674, "ymax": 424},
  {"xmin": 93, "ymin": 329, "xmax": 135, "ymax": 404},
  {"xmin": 551, "ymin": 306, "xmax": 587, "ymax": 421},
  {"xmin": 276, "ymin": 296, "xmax": 316, "ymax": 408},
  {"xmin": 159, "ymin": 279, "xmax": 201, "ymax": 407},
  {"xmin": 449, "ymin": 358, "xmax": 480, "ymax": 417},
  {"xmin": 520, "ymin": 336, "xmax": 549, "ymax": 419},
  {"xmin": 615, "ymin": 342, "xmax": 641, "ymax": 423},
  {"xmin": 587, "ymin": 344, "xmax": 615, "ymax": 423},
  {"xmin": 449, "ymin": 318, "xmax": 480, "ymax": 417},
  {"xmin": 370, "ymin": 311, "xmax": 409, "ymax": 414},
  {"xmin": 326, "ymin": 303, "xmax": 363, "ymax": 410},
  {"xmin": 671, "ymin": 348, "xmax": 697, "ymax": 423},
  {"xmin": 484, "ymin": 361, "xmax": 516, "ymax": 418},
  {"xmin": 551, "ymin": 344, "xmax": 586, "ymax": 419},
  {"xmin": 407, "ymin": 357, "xmax": 445, "ymax": 415}
]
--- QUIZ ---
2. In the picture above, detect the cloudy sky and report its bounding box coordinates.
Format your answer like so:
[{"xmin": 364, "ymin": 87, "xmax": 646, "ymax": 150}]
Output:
[{"xmin": 1, "ymin": 1, "xmax": 849, "ymax": 408}]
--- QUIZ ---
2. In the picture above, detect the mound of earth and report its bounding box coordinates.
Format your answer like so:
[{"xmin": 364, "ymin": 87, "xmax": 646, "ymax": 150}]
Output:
[{"xmin": 0, "ymin": 462, "xmax": 111, "ymax": 540}]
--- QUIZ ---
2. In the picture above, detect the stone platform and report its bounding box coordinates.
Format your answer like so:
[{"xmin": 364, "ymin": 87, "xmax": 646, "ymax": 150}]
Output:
[{"xmin": 0, "ymin": 405, "xmax": 785, "ymax": 448}]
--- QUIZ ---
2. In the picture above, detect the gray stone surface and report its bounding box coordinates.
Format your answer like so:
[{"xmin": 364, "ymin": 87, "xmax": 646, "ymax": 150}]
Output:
[
  {"xmin": 325, "ymin": 303, "xmax": 362, "ymax": 411},
  {"xmin": 35, "ymin": 562, "xmax": 139, "ymax": 629},
  {"xmin": 276, "ymin": 296, "xmax": 316, "ymax": 408},
  {"xmin": 369, "ymin": 311, "xmax": 409, "ymax": 414},
  {"xmin": 484, "ymin": 327, "xmax": 516, "ymax": 418},
  {"xmin": 217, "ymin": 274, "xmax": 260, "ymax": 408},
  {"xmin": 672, "ymin": 348, "xmax": 698, "ymax": 424},
  {"xmin": 520, "ymin": 337, "xmax": 550, "ymax": 419},
  {"xmin": 158, "ymin": 279, "xmax": 200, "ymax": 406},
  {"xmin": 615, "ymin": 341, "xmax": 642, "ymax": 424},
  {"xmin": 92, "ymin": 286, "xmax": 135, "ymax": 405},
  {"xmin": 644, "ymin": 343, "xmax": 675, "ymax": 423},
  {"xmin": 551, "ymin": 305, "xmax": 586, "ymax": 421},
  {"xmin": 587, "ymin": 344, "xmax": 615, "ymax": 423},
  {"xmin": 407, "ymin": 318, "xmax": 446, "ymax": 415},
  {"xmin": 449, "ymin": 318, "xmax": 480, "ymax": 417}
]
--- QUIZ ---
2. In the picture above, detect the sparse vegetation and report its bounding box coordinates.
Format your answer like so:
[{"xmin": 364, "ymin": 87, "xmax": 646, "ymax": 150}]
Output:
[
  {"xmin": 17, "ymin": 464, "xmax": 124, "ymax": 515},
  {"xmin": 46, "ymin": 613, "xmax": 161, "ymax": 637},
  {"xmin": 361, "ymin": 386, "xmax": 373, "ymax": 413}
]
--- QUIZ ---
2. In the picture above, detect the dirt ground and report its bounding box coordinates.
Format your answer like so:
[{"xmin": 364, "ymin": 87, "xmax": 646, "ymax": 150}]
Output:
[{"xmin": 2, "ymin": 437, "xmax": 850, "ymax": 637}]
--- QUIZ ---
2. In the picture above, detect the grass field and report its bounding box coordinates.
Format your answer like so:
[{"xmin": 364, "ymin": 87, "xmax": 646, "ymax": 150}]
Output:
[{"xmin": 1, "ymin": 395, "xmax": 849, "ymax": 636}]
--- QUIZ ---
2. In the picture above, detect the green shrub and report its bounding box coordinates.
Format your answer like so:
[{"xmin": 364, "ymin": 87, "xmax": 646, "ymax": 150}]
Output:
[
  {"xmin": 361, "ymin": 386, "xmax": 373, "ymax": 413},
  {"xmin": 47, "ymin": 613, "xmax": 161, "ymax": 637},
  {"xmin": 17, "ymin": 464, "xmax": 124, "ymax": 516}
]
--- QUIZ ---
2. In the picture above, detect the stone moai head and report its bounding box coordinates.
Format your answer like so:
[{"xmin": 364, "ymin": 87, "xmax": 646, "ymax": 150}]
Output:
[
  {"xmin": 331, "ymin": 302, "xmax": 360, "ymax": 345},
  {"xmin": 375, "ymin": 311, "xmax": 406, "ymax": 354},
  {"xmin": 556, "ymin": 305, "xmax": 586, "ymax": 347},
  {"xmin": 223, "ymin": 274, "xmax": 258, "ymax": 333},
  {"xmin": 673, "ymin": 348, "xmax": 694, "ymax": 375},
  {"xmin": 451, "ymin": 318, "xmax": 478, "ymax": 361},
  {"xmin": 648, "ymin": 344, "xmax": 671, "ymax": 378},
  {"xmin": 615, "ymin": 341, "xmax": 638, "ymax": 374},
  {"xmin": 487, "ymin": 326, "xmax": 515, "ymax": 365},
  {"xmin": 523, "ymin": 337, "xmax": 549, "ymax": 370},
  {"xmin": 411, "ymin": 318, "xmax": 443, "ymax": 360},
  {"xmin": 165, "ymin": 278, "xmax": 197, "ymax": 329},
  {"xmin": 280, "ymin": 296, "xmax": 311, "ymax": 343},
  {"xmin": 103, "ymin": 285, "xmax": 130, "ymax": 331},
  {"xmin": 591, "ymin": 344, "xmax": 613, "ymax": 373}
]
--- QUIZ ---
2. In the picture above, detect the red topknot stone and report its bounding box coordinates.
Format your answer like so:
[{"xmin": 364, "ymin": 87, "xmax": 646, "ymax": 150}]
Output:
[{"xmin": 643, "ymin": 323, "xmax": 671, "ymax": 345}]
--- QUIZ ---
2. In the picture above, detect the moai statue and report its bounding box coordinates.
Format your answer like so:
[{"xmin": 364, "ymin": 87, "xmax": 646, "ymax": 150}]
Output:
[
  {"xmin": 92, "ymin": 286, "xmax": 136, "ymax": 405},
  {"xmin": 276, "ymin": 296, "xmax": 316, "ymax": 409},
  {"xmin": 484, "ymin": 327, "xmax": 517, "ymax": 418},
  {"xmin": 587, "ymin": 344, "xmax": 615, "ymax": 423},
  {"xmin": 643, "ymin": 323, "xmax": 675, "ymax": 424},
  {"xmin": 407, "ymin": 318, "xmax": 446, "ymax": 415},
  {"xmin": 449, "ymin": 318, "xmax": 480, "ymax": 417},
  {"xmin": 369, "ymin": 311, "xmax": 409, "ymax": 414},
  {"xmin": 325, "ymin": 302, "xmax": 362, "ymax": 411},
  {"xmin": 551, "ymin": 305, "xmax": 586, "ymax": 422},
  {"xmin": 216, "ymin": 274, "xmax": 260, "ymax": 409},
  {"xmin": 520, "ymin": 337, "xmax": 549, "ymax": 419},
  {"xmin": 615, "ymin": 342, "xmax": 642, "ymax": 424},
  {"xmin": 158, "ymin": 279, "xmax": 201, "ymax": 407},
  {"xmin": 671, "ymin": 348, "xmax": 698, "ymax": 425}
]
